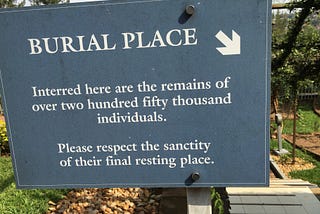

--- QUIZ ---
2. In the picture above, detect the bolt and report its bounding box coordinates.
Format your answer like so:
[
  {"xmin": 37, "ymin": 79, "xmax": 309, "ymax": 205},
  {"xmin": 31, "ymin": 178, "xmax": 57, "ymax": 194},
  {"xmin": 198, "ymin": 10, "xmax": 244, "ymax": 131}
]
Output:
[
  {"xmin": 185, "ymin": 5, "xmax": 195, "ymax": 15},
  {"xmin": 191, "ymin": 172, "xmax": 200, "ymax": 181}
]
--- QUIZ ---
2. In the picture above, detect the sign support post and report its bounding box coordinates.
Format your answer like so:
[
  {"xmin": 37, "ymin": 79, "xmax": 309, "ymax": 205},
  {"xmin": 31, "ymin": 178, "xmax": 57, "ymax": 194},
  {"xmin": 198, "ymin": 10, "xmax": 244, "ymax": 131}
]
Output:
[{"xmin": 187, "ymin": 187, "xmax": 212, "ymax": 214}]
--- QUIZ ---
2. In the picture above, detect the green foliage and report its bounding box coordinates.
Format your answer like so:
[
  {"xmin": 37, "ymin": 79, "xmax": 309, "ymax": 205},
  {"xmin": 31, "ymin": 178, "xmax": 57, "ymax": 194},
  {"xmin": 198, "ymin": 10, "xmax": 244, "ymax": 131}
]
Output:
[
  {"xmin": 0, "ymin": 156, "xmax": 68, "ymax": 214},
  {"xmin": 0, "ymin": 122, "xmax": 9, "ymax": 155},
  {"xmin": 271, "ymin": 11, "xmax": 294, "ymax": 102},
  {"xmin": 211, "ymin": 188, "xmax": 224, "ymax": 214},
  {"xmin": 272, "ymin": 0, "xmax": 320, "ymax": 71},
  {"xmin": 272, "ymin": 1, "xmax": 320, "ymax": 106},
  {"xmin": 0, "ymin": 0, "xmax": 24, "ymax": 8},
  {"xmin": 282, "ymin": 104, "xmax": 320, "ymax": 134},
  {"xmin": 287, "ymin": 15, "xmax": 320, "ymax": 83}
]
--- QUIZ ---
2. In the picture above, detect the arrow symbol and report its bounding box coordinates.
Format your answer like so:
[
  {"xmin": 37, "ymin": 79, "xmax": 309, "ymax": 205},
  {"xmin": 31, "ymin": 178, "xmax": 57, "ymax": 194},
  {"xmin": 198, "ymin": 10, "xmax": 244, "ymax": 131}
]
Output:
[{"xmin": 215, "ymin": 30, "xmax": 241, "ymax": 55}]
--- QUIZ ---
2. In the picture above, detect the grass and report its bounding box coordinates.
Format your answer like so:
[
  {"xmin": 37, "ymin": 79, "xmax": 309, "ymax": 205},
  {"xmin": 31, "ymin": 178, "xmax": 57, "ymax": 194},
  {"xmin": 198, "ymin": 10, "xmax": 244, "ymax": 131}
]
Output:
[
  {"xmin": 0, "ymin": 156, "xmax": 68, "ymax": 214},
  {"xmin": 270, "ymin": 139, "xmax": 320, "ymax": 186},
  {"xmin": 282, "ymin": 104, "xmax": 320, "ymax": 134}
]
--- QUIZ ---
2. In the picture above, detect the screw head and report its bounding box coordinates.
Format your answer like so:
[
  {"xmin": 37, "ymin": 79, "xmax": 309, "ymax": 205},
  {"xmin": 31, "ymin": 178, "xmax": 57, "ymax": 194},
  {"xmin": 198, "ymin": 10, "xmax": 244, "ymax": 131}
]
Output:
[
  {"xmin": 185, "ymin": 5, "xmax": 195, "ymax": 15},
  {"xmin": 191, "ymin": 172, "xmax": 200, "ymax": 181}
]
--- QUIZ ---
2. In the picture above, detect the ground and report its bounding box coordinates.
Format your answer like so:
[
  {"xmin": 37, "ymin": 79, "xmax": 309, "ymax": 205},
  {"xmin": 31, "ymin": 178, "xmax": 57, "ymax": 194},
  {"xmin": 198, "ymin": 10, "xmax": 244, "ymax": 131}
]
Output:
[
  {"xmin": 271, "ymin": 153, "xmax": 316, "ymax": 178},
  {"xmin": 46, "ymin": 188, "xmax": 161, "ymax": 214},
  {"xmin": 283, "ymin": 133, "xmax": 320, "ymax": 157},
  {"xmin": 271, "ymin": 133, "xmax": 320, "ymax": 202}
]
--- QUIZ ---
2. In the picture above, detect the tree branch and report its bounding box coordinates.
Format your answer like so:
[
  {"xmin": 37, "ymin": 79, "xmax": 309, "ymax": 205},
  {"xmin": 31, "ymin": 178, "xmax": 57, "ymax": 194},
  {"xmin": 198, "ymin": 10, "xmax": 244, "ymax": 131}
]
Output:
[{"xmin": 272, "ymin": 0, "xmax": 316, "ymax": 72}]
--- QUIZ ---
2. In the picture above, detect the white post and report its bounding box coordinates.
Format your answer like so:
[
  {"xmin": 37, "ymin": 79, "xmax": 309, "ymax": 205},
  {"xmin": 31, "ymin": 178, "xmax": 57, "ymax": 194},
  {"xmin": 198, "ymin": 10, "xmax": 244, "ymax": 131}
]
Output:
[{"xmin": 186, "ymin": 187, "xmax": 212, "ymax": 214}]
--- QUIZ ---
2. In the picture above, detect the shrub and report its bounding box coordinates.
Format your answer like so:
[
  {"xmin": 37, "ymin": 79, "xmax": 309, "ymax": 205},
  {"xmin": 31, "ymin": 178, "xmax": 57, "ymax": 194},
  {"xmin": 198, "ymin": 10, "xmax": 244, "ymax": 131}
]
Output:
[{"xmin": 211, "ymin": 188, "xmax": 224, "ymax": 214}]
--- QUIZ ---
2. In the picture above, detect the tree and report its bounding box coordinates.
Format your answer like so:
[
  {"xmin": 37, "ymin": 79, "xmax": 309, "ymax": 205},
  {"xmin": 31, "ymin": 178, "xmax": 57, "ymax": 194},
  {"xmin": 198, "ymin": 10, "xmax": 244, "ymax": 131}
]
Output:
[
  {"xmin": 272, "ymin": 0, "xmax": 320, "ymax": 110},
  {"xmin": 272, "ymin": 0, "xmax": 320, "ymax": 75},
  {"xmin": 272, "ymin": 0, "xmax": 320, "ymax": 163},
  {"xmin": 0, "ymin": 0, "xmax": 24, "ymax": 8}
]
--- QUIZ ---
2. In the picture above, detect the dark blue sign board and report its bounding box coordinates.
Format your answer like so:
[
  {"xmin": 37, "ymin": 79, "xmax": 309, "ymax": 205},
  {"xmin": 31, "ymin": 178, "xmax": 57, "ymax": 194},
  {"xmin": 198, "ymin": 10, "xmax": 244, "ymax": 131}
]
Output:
[{"xmin": 0, "ymin": 0, "xmax": 271, "ymax": 188}]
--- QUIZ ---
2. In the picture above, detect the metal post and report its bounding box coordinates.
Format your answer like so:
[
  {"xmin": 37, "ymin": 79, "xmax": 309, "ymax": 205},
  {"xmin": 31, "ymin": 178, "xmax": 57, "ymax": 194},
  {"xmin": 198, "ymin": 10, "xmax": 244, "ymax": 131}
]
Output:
[
  {"xmin": 277, "ymin": 122, "xmax": 283, "ymax": 151},
  {"xmin": 274, "ymin": 113, "xmax": 289, "ymax": 155}
]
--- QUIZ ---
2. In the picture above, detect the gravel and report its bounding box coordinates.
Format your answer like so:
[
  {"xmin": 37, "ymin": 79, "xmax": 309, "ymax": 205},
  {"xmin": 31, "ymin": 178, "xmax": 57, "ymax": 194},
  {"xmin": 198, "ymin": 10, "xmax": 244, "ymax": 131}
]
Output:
[{"xmin": 46, "ymin": 188, "xmax": 161, "ymax": 214}]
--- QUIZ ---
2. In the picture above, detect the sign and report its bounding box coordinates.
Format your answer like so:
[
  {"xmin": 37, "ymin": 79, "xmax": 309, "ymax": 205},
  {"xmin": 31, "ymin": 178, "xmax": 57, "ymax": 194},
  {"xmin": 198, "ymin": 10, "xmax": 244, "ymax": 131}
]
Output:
[{"xmin": 0, "ymin": 0, "xmax": 271, "ymax": 188}]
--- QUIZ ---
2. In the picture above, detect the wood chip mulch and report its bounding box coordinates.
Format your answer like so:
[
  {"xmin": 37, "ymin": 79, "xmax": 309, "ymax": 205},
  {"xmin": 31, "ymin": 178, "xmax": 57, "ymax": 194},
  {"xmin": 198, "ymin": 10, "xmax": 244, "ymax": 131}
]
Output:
[
  {"xmin": 46, "ymin": 188, "xmax": 161, "ymax": 214},
  {"xmin": 271, "ymin": 154, "xmax": 316, "ymax": 178}
]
